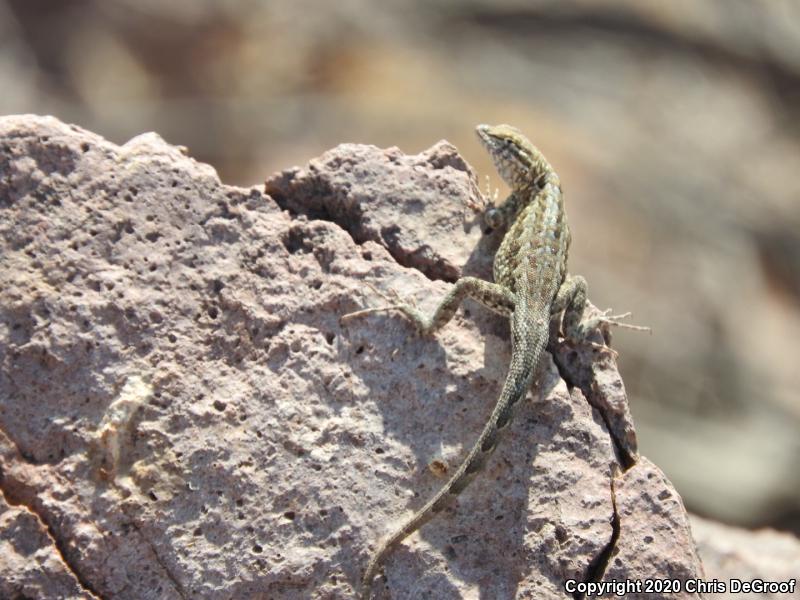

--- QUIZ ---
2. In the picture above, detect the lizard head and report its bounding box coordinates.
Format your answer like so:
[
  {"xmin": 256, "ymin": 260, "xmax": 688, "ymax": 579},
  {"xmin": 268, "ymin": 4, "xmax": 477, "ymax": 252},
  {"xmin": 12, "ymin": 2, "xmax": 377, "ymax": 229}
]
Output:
[{"xmin": 475, "ymin": 123, "xmax": 541, "ymax": 189}]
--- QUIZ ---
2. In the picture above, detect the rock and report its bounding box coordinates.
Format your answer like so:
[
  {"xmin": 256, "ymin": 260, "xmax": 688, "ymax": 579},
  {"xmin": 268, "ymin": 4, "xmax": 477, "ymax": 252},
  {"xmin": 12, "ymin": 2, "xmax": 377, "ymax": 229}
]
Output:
[
  {"xmin": 0, "ymin": 491, "xmax": 92, "ymax": 600},
  {"xmin": 691, "ymin": 515, "xmax": 800, "ymax": 599},
  {"xmin": 603, "ymin": 458, "xmax": 705, "ymax": 600},
  {"xmin": 0, "ymin": 113, "xmax": 727, "ymax": 598}
]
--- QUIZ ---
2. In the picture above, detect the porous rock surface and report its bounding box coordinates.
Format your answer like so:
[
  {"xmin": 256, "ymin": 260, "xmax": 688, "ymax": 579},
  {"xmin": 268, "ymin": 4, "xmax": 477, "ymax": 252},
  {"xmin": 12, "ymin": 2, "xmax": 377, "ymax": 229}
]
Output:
[{"xmin": 0, "ymin": 114, "xmax": 712, "ymax": 598}]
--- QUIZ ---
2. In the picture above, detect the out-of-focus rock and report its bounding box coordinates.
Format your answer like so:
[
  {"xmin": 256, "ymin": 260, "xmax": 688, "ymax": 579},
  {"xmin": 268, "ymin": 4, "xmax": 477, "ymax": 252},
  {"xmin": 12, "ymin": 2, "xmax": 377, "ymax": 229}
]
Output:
[{"xmin": 691, "ymin": 514, "xmax": 800, "ymax": 599}]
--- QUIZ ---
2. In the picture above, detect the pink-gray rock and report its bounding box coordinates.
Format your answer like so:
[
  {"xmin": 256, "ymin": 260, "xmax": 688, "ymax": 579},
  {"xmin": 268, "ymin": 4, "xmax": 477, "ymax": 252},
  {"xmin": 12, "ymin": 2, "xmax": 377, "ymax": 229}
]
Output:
[
  {"xmin": 0, "ymin": 114, "xmax": 775, "ymax": 599},
  {"xmin": 0, "ymin": 489, "xmax": 93, "ymax": 600},
  {"xmin": 604, "ymin": 458, "xmax": 705, "ymax": 599},
  {"xmin": 691, "ymin": 515, "xmax": 800, "ymax": 599}
]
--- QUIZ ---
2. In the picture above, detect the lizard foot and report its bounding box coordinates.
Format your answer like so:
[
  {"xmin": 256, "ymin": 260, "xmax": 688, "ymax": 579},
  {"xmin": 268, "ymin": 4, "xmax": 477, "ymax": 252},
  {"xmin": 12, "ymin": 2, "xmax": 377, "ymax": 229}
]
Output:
[
  {"xmin": 585, "ymin": 310, "xmax": 651, "ymax": 334},
  {"xmin": 483, "ymin": 174, "xmax": 500, "ymax": 208},
  {"xmin": 340, "ymin": 283, "xmax": 419, "ymax": 323},
  {"xmin": 462, "ymin": 175, "xmax": 498, "ymax": 220},
  {"xmin": 565, "ymin": 311, "xmax": 650, "ymax": 357}
]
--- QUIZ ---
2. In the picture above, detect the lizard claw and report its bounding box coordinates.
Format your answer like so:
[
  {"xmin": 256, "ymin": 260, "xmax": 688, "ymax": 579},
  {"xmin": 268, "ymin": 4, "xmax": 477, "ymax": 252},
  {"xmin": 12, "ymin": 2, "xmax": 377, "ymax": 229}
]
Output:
[
  {"xmin": 340, "ymin": 283, "xmax": 419, "ymax": 323},
  {"xmin": 462, "ymin": 175, "xmax": 498, "ymax": 221},
  {"xmin": 484, "ymin": 174, "xmax": 500, "ymax": 207},
  {"xmin": 588, "ymin": 310, "xmax": 651, "ymax": 334},
  {"xmin": 374, "ymin": 283, "xmax": 418, "ymax": 309},
  {"xmin": 586, "ymin": 339, "xmax": 619, "ymax": 358}
]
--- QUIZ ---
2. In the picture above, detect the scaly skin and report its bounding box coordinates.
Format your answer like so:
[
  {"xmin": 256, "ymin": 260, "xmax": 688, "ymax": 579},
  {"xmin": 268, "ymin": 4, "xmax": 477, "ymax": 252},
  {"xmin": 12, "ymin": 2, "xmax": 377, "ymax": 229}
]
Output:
[{"xmin": 354, "ymin": 124, "xmax": 595, "ymax": 598}]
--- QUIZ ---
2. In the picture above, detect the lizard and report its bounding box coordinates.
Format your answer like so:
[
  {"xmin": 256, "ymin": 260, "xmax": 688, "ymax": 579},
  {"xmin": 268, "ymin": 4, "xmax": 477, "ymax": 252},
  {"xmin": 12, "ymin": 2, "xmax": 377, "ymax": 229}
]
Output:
[{"xmin": 345, "ymin": 124, "xmax": 631, "ymax": 599}]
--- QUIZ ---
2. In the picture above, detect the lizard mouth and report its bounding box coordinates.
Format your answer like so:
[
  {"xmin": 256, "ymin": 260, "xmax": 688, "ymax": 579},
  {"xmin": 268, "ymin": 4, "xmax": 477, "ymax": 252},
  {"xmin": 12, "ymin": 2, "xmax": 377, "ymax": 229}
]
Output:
[
  {"xmin": 475, "ymin": 125, "xmax": 506, "ymax": 163},
  {"xmin": 475, "ymin": 124, "xmax": 493, "ymax": 147},
  {"xmin": 475, "ymin": 123, "xmax": 511, "ymax": 159}
]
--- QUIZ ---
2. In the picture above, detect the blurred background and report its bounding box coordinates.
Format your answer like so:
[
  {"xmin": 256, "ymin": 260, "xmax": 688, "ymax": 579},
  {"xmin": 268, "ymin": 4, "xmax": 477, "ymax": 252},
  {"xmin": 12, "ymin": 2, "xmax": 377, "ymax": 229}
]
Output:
[{"xmin": 1, "ymin": 0, "xmax": 798, "ymax": 535}]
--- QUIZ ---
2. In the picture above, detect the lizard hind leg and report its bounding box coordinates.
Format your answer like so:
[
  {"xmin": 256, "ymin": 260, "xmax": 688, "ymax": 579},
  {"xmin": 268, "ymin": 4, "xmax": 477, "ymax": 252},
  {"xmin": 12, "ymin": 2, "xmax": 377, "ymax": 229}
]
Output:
[
  {"xmin": 552, "ymin": 274, "xmax": 589, "ymax": 341},
  {"xmin": 343, "ymin": 276, "xmax": 515, "ymax": 336}
]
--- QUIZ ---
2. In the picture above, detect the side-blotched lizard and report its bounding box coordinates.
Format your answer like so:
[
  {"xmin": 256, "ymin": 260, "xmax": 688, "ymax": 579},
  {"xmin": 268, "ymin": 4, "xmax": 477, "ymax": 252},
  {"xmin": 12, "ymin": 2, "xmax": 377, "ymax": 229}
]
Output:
[{"xmin": 347, "ymin": 124, "xmax": 633, "ymax": 598}]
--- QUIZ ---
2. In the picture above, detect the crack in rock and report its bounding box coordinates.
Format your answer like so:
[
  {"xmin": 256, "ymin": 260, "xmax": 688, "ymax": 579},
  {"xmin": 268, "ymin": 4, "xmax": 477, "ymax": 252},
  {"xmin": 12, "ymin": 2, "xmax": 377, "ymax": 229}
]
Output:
[
  {"xmin": 0, "ymin": 459, "xmax": 103, "ymax": 600},
  {"xmin": 264, "ymin": 141, "xmax": 478, "ymax": 283},
  {"xmin": 129, "ymin": 519, "xmax": 188, "ymax": 600},
  {"xmin": 574, "ymin": 475, "xmax": 621, "ymax": 600}
]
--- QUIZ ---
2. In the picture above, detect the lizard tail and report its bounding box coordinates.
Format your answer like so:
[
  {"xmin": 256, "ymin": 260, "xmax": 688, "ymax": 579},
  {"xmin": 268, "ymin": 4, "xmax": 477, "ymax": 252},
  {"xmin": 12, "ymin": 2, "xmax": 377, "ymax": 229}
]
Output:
[{"xmin": 360, "ymin": 307, "xmax": 548, "ymax": 599}]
